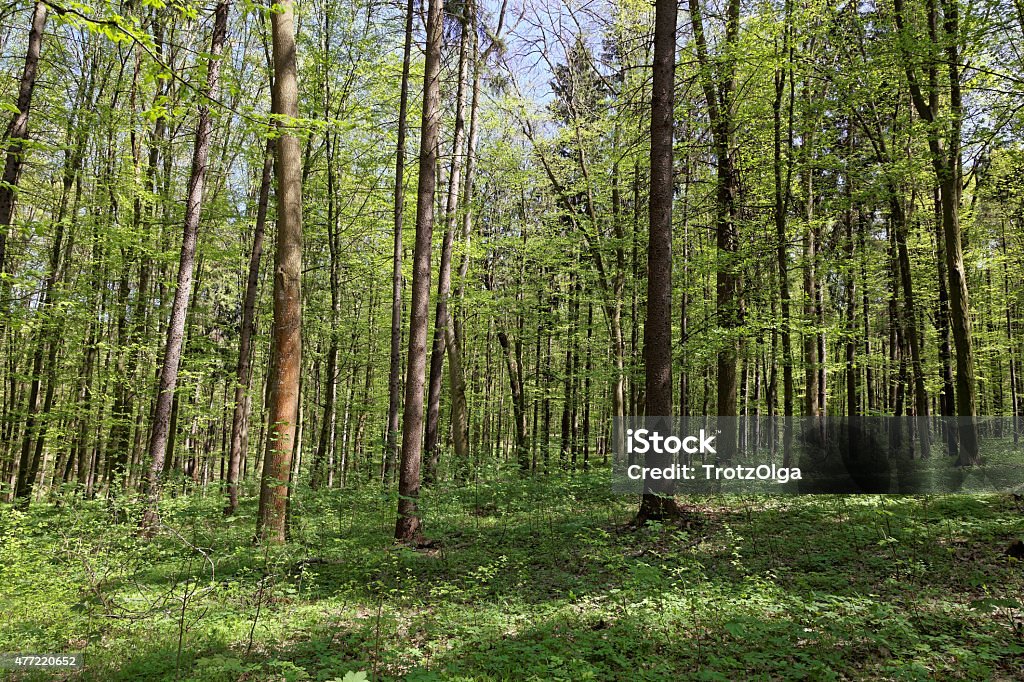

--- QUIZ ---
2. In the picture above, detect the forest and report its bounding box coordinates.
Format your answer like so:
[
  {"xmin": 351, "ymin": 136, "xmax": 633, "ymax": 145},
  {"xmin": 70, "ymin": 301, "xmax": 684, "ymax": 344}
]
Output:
[{"xmin": 1, "ymin": 0, "xmax": 1024, "ymax": 678}]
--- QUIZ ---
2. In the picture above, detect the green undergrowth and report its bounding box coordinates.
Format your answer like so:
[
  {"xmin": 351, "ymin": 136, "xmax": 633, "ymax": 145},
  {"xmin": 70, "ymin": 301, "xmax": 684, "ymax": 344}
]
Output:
[{"xmin": 1, "ymin": 471, "xmax": 1022, "ymax": 680}]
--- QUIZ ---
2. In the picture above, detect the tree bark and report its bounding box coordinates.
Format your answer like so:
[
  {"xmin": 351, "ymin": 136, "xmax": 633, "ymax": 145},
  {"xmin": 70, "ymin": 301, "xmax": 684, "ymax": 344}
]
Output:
[
  {"xmin": 690, "ymin": 0, "xmax": 741, "ymax": 458},
  {"xmin": 384, "ymin": 0, "xmax": 415, "ymax": 486},
  {"xmin": 257, "ymin": 0, "xmax": 303, "ymax": 544},
  {"xmin": 638, "ymin": 0, "xmax": 679, "ymax": 523},
  {"xmin": 894, "ymin": 0, "xmax": 978, "ymax": 463},
  {"xmin": 141, "ymin": 0, "xmax": 230, "ymax": 532},
  {"xmin": 424, "ymin": 15, "xmax": 470, "ymax": 484},
  {"xmin": 395, "ymin": 0, "xmax": 443, "ymax": 543},
  {"xmin": 225, "ymin": 139, "xmax": 273, "ymax": 514}
]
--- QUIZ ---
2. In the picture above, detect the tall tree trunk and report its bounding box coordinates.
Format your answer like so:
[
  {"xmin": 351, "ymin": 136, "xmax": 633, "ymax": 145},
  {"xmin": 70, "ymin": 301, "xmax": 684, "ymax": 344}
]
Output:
[
  {"xmin": 257, "ymin": 0, "xmax": 303, "ymax": 544},
  {"xmin": 447, "ymin": 0, "xmax": 490, "ymax": 484},
  {"xmin": 861, "ymin": 210, "xmax": 876, "ymax": 412},
  {"xmin": 938, "ymin": 0, "xmax": 978, "ymax": 464},
  {"xmin": 424, "ymin": 16, "xmax": 470, "ymax": 484},
  {"xmin": 225, "ymin": 139, "xmax": 273, "ymax": 514},
  {"xmin": 395, "ymin": 0, "xmax": 443, "ymax": 542},
  {"xmin": 560, "ymin": 271, "xmax": 579, "ymax": 467},
  {"xmin": 773, "ymin": 3, "xmax": 795, "ymax": 461},
  {"xmin": 845, "ymin": 160, "xmax": 858, "ymax": 419},
  {"xmin": 1001, "ymin": 221, "xmax": 1018, "ymax": 441},
  {"xmin": 894, "ymin": 0, "xmax": 978, "ymax": 463},
  {"xmin": 312, "ymin": 129, "xmax": 341, "ymax": 491},
  {"xmin": 582, "ymin": 302, "xmax": 593, "ymax": 468},
  {"xmin": 933, "ymin": 187, "xmax": 955, "ymax": 419},
  {"xmin": 691, "ymin": 0, "xmax": 741, "ymax": 453},
  {"xmin": 384, "ymin": 0, "xmax": 415, "ymax": 486},
  {"xmin": 803, "ymin": 171, "xmax": 819, "ymax": 418},
  {"xmin": 892, "ymin": 197, "xmax": 930, "ymax": 428},
  {"xmin": 141, "ymin": 0, "xmax": 230, "ymax": 532},
  {"xmin": 679, "ymin": 178, "xmax": 690, "ymax": 418},
  {"xmin": 638, "ymin": 0, "xmax": 679, "ymax": 523}
]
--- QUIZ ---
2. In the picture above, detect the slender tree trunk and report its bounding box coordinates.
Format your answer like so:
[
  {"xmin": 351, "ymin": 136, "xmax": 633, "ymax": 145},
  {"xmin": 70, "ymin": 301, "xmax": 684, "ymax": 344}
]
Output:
[
  {"xmin": 446, "ymin": 0, "xmax": 487, "ymax": 484},
  {"xmin": 892, "ymin": 197, "xmax": 929, "ymax": 435},
  {"xmin": 384, "ymin": 0, "xmax": 415, "ymax": 486},
  {"xmin": 312, "ymin": 131, "xmax": 341, "ymax": 491},
  {"xmin": 938, "ymin": 0, "xmax": 978, "ymax": 464},
  {"xmin": 395, "ymin": 0, "xmax": 443, "ymax": 542},
  {"xmin": 803, "ymin": 171, "xmax": 819, "ymax": 418},
  {"xmin": 1001, "ymin": 223, "xmax": 1019, "ymax": 440},
  {"xmin": 692, "ymin": 0, "xmax": 740, "ymax": 417},
  {"xmin": 225, "ymin": 139, "xmax": 273, "ymax": 514},
  {"xmin": 691, "ymin": 0, "xmax": 741, "ymax": 465},
  {"xmin": 582, "ymin": 302, "xmax": 593, "ymax": 468},
  {"xmin": 497, "ymin": 330, "xmax": 528, "ymax": 470},
  {"xmin": 424, "ymin": 17, "xmax": 471, "ymax": 484},
  {"xmin": 894, "ymin": 0, "xmax": 977, "ymax": 463},
  {"xmin": 773, "ymin": 6, "xmax": 795, "ymax": 461},
  {"xmin": 541, "ymin": 317, "xmax": 553, "ymax": 472},
  {"xmin": 680, "ymin": 197, "xmax": 690, "ymax": 417},
  {"xmin": 257, "ymin": 0, "xmax": 303, "ymax": 544},
  {"xmin": 141, "ymin": 0, "xmax": 230, "ymax": 531},
  {"xmin": 560, "ymin": 271, "xmax": 579, "ymax": 467},
  {"xmin": 845, "ymin": 171, "xmax": 858, "ymax": 419},
  {"xmin": 861, "ymin": 210, "xmax": 875, "ymax": 412}
]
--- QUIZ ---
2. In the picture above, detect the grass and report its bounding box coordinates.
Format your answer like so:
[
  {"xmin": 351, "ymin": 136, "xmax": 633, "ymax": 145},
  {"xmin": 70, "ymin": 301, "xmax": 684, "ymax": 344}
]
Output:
[{"xmin": 1, "ymin": 471, "xmax": 1022, "ymax": 680}]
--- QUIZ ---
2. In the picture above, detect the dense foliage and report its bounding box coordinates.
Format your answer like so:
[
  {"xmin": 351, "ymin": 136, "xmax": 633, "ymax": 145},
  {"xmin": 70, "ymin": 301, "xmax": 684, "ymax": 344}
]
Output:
[{"xmin": 1, "ymin": 0, "xmax": 1023, "ymax": 676}]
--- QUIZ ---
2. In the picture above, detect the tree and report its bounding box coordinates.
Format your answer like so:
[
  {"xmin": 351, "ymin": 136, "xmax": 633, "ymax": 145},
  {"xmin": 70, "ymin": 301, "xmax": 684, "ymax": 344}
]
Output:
[
  {"xmin": 384, "ymin": 0, "xmax": 416, "ymax": 486},
  {"xmin": 638, "ymin": 0, "xmax": 680, "ymax": 523},
  {"xmin": 424, "ymin": 9, "xmax": 471, "ymax": 484},
  {"xmin": 141, "ymin": 0, "xmax": 231, "ymax": 532},
  {"xmin": 689, "ymin": 0, "xmax": 742, "ymax": 430},
  {"xmin": 225, "ymin": 139, "xmax": 274, "ymax": 515},
  {"xmin": 395, "ymin": 0, "xmax": 444, "ymax": 542},
  {"xmin": 257, "ymin": 0, "xmax": 304, "ymax": 544},
  {"xmin": 892, "ymin": 0, "xmax": 979, "ymax": 464}
]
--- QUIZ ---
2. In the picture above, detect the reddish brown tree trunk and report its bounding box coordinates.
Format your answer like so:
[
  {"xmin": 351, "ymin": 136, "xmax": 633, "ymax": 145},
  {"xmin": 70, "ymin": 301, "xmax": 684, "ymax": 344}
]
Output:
[{"xmin": 257, "ymin": 0, "xmax": 303, "ymax": 544}]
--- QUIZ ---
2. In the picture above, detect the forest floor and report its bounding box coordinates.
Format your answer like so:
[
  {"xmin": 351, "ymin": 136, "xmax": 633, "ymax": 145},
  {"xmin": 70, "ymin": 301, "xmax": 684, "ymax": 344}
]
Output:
[{"xmin": 2, "ymin": 471, "xmax": 1023, "ymax": 681}]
